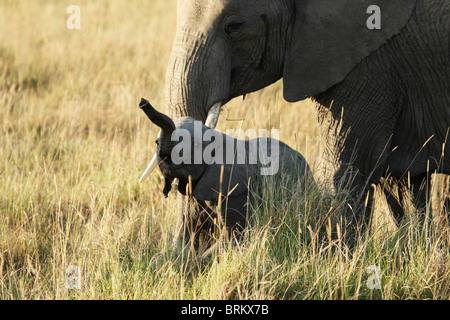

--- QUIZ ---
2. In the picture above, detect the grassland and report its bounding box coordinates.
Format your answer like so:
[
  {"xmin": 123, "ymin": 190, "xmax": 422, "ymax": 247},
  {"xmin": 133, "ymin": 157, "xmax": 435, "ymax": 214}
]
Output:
[{"xmin": 0, "ymin": 0, "xmax": 448, "ymax": 299}]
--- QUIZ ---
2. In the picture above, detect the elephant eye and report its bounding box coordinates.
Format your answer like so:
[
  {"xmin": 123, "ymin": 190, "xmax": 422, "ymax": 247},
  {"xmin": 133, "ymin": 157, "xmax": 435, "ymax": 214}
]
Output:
[
  {"xmin": 225, "ymin": 17, "xmax": 244, "ymax": 38},
  {"xmin": 227, "ymin": 22, "xmax": 243, "ymax": 34}
]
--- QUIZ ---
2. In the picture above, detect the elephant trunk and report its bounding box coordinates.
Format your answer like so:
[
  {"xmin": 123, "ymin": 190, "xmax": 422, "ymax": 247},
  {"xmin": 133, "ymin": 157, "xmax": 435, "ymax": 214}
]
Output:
[
  {"xmin": 139, "ymin": 98, "xmax": 176, "ymax": 183},
  {"xmin": 164, "ymin": 31, "xmax": 230, "ymax": 125},
  {"xmin": 140, "ymin": 30, "xmax": 230, "ymax": 182},
  {"xmin": 139, "ymin": 98, "xmax": 175, "ymax": 135}
]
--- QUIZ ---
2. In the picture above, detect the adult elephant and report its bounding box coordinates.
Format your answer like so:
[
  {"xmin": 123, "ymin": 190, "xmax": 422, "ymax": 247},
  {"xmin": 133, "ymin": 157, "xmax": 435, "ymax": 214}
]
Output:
[{"xmin": 141, "ymin": 0, "xmax": 450, "ymax": 237}]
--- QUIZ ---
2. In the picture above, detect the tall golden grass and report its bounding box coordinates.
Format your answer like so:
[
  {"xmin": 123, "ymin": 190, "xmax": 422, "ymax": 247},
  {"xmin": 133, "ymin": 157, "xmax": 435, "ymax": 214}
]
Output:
[{"xmin": 0, "ymin": 0, "xmax": 448, "ymax": 299}]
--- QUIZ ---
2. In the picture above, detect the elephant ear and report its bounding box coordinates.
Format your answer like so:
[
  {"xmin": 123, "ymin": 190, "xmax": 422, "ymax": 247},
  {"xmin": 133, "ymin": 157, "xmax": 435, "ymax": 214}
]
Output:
[
  {"xmin": 283, "ymin": 0, "xmax": 416, "ymax": 102},
  {"xmin": 192, "ymin": 163, "xmax": 250, "ymax": 201}
]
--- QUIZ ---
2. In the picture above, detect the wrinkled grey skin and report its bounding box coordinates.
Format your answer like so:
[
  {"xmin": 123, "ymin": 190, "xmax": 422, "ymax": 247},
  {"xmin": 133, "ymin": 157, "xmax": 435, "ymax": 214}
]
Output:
[
  {"xmin": 164, "ymin": 0, "xmax": 450, "ymax": 232},
  {"xmin": 139, "ymin": 98, "xmax": 313, "ymax": 250}
]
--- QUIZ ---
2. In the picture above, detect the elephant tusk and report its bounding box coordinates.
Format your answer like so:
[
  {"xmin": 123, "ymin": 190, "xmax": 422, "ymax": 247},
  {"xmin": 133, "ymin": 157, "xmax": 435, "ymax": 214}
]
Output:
[
  {"xmin": 205, "ymin": 102, "xmax": 222, "ymax": 129},
  {"xmin": 139, "ymin": 153, "xmax": 158, "ymax": 183}
]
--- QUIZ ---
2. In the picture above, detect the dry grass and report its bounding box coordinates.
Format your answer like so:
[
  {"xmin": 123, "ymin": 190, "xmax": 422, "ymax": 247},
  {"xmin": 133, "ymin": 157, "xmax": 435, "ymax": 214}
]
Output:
[{"xmin": 0, "ymin": 0, "xmax": 448, "ymax": 299}]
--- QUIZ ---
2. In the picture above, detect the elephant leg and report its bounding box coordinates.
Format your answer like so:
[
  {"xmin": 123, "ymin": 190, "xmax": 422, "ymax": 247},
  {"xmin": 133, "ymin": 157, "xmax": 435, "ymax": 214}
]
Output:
[
  {"xmin": 173, "ymin": 192, "xmax": 189, "ymax": 248},
  {"xmin": 346, "ymin": 187, "xmax": 375, "ymax": 242},
  {"xmin": 380, "ymin": 176, "xmax": 408, "ymax": 226},
  {"xmin": 222, "ymin": 193, "xmax": 249, "ymax": 243},
  {"xmin": 381, "ymin": 174, "xmax": 439, "ymax": 227},
  {"xmin": 380, "ymin": 174, "xmax": 430, "ymax": 226},
  {"xmin": 173, "ymin": 193, "xmax": 204, "ymax": 250},
  {"xmin": 332, "ymin": 167, "xmax": 375, "ymax": 240},
  {"xmin": 408, "ymin": 174, "xmax": 431, "ymax": 220},
  {"xmin": 173, "ymin": 194, "xmax": 218, "ymax": 257},
  {"xmin": 193, "ymin": 201, "xmax": 217, "ymax": 252},
  {"xmin": 198, "ymin": 195, "xmax": 249, "ymax": 262}
]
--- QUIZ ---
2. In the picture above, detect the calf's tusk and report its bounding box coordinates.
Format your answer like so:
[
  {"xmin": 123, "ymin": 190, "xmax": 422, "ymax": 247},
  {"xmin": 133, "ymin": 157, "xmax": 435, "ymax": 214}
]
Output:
[{"xmin": 139, "ymin": 153, "xmax": 158, "ymax": 183}]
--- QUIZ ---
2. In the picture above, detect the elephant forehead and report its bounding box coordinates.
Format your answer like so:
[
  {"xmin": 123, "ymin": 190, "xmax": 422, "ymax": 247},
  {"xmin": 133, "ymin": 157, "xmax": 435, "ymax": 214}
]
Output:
[
  {"xmin": 174, "ymin": 117, "xmax": 197, "ymax": 130},
  {"xmin": 173, "ymin": 117, "xmax": 212, "ymax": 135},
  {"xmin": 177, "ymin": 0, "xmax": 267, "ymax": 34},
  {"xmin": 173, "ymin": 116, "xmax": 195, "ymax": 127},
  {"xmin": 177, "ymin": 0, "xmax": 226, "ymax": 33}
]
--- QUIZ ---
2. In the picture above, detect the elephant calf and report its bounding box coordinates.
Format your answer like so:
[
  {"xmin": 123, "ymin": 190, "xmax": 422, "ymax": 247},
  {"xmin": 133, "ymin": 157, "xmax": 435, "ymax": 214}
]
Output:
[{"xmin": 139, "ymin": 98, "xmax": 314, "ymax": 252}]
